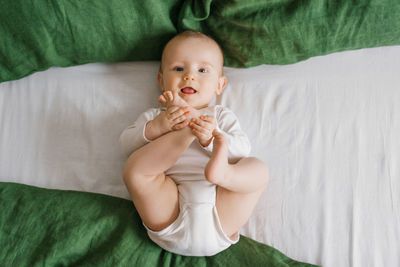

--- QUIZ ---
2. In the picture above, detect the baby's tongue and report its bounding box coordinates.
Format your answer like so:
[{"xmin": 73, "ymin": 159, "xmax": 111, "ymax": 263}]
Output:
[{"xmin": 182, "ymin": 87, "xmax": 196, "ymax": 94}]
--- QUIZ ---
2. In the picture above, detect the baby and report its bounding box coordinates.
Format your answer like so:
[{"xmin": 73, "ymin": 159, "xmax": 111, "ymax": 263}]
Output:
[{"xmin": 120, "ymin": 30, "xmax": 269, "ymax": 256}]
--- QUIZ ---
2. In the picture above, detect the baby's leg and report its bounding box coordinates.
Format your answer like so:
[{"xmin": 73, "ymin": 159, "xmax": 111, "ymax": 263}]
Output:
[
  {"xmin": 205, "ymin": 132, "xmax": 269, "ymax": 239},
  {"xmin": 123, "ymin": 126, "xmax": 195, "ymax": 231}
]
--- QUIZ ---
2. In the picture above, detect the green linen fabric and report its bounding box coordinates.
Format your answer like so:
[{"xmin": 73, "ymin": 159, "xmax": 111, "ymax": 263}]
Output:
[
  {"xmin": 0, "ymin": 182, "xmax": 318, "ymax": 266},
  {"xmin": 1, "ymin": 0, "xmax": 400, "ymax": 83}
]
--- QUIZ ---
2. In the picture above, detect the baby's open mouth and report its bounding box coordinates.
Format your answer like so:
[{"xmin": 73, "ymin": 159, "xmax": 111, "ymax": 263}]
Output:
[{"xmin": 180, "ymin": 87, "xmax": 197, "ymax": 94}]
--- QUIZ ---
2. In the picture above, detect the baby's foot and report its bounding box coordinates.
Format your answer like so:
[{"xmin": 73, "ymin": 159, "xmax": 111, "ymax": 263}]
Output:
[
  {"xmin": 158, "ymin": 91, "xmax": 172, "ymax": 107},
  {"xmin": 158, "ymin": 91, "xmax": 185, "ymax": 108},
  {"xmin": 158, "ymin": 91, "xmax": 201, "ymax": 118},
  {"xmin": 205, "ymin": 130, "xmax": 229, "ymax": 185}
]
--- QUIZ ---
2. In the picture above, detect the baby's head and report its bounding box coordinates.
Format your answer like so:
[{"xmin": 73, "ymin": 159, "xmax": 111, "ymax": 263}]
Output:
[{"xmin": 158, "ymin": 30, "xmax": 227, "ymax": 109}]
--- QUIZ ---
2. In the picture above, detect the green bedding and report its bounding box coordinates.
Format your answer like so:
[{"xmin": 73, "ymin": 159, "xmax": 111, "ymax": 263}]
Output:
[
  {"xmin": 1, "ymin": 0, "xmax": 400, "ymax": 83},
  {"xmin": 0, "ymin": 182, "xmax": 318, "ymax": 266}
]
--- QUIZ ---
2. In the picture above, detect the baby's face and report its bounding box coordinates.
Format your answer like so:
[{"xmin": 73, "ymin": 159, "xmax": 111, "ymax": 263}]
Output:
[{"xmin": 158, "ymin": 37, "xmax": 226, "ymax": 109}]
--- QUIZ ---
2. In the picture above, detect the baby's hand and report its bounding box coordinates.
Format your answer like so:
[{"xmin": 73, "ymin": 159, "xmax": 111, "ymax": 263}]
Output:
[
  {"xmin": 189, "ymin": 115, "xmax": 216, "ymax": 147},
  {"xmin": 159, "ymin": 105, "xmax": 191, "ymax": 131},
  {"xmin": 146, "ymin": 106, "xmax": 191, "ymax": 140}
]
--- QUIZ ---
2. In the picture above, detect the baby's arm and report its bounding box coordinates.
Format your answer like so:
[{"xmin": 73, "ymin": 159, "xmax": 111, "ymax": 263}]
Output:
[
  {"xmin": 188, "ymin": 115, "xmax": 216, "ymax": 147},
  {"xmin": 119, "ymin": 106, "xmax": 190, "ymax": 157},
  {"xmin": 146, "ymin": 106, "xmax": 191, "ymax": 140},
  {"xmin": 206, "ymin": 106, "xmax": 251, "ymax": 163}
]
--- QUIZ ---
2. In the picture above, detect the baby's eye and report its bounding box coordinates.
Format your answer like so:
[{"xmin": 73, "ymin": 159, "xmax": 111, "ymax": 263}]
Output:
[
  {"xmin": 199, "ymin": 68, "xmax": 207, "ymax": 73},
  {"xmin": 174, "ymin": 67, "xmax": 184, "ymax": 72}
]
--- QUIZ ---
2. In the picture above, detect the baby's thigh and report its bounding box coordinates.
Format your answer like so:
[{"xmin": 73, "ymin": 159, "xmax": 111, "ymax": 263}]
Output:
[
  {"xmin": 215, "ymin": 186, "xmax": 265, "ymax": 239},
  {"xmin": 128, "ymin": 173, "xmax": 179, "ymax": 232}
]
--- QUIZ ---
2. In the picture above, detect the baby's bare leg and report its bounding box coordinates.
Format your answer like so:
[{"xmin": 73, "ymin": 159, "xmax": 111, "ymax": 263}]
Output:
[
  {"xmin": 123, "ymin": 127, "xmax": 195, "ymax": 231},
  {"xmin": 205, "ymin": 131, "xmax": 269, "ymax": 193},
  {"xmin": 205, "ymin": 132, "xmax": 269, "ymax": 239}
]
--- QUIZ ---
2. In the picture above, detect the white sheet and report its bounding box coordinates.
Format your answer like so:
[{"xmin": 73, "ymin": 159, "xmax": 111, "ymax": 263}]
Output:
[{"xmin": 1, "ymin": 46, "xmax": 400, "ymax": 267}]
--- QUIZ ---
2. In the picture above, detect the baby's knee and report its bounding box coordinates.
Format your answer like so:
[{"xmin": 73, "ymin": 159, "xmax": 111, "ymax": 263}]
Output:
[
  {"xmin": 123, "ymin": 163, "xmax": 147, "ymax": 190},
  {"xmin": 123, "ymin": 170, "xmax": 144, "ymax": 192},
  {"xmin": 123, "ymin": 169, "xmax": 165, "ymax": 196}
]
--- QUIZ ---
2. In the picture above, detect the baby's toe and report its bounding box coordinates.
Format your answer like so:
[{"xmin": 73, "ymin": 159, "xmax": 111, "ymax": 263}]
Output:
[
  {"xmin": 165, "ymin": 91, "xmax": 173, "ymax": 101},
  {"xmin": 158, "ymin": 95, "xmax": 167, "ymax": 104}
]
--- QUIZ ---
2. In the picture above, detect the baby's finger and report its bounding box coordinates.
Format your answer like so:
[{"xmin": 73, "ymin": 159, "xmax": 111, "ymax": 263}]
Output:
[
  {"xmin": 191, "ymin": 128, "xmax": 210, "ymax": 140},
  {"xmin": 163, "ymin": 91, "xmax": 173, "ymax": 101},
  {"xmin": 189, "ymin": 121, "xmax": 210, "ymax": 135},
  {"xmin": 158, "ymin": 95, "xmax": 167, "ymax": 105},
  {"xmin": 172, "ymin": 112, "xmax": 189, "ymax": 124},
  {"xmin": 190, "ymin": 118, "xmax": 204, "ymax": 127},
  {"xmin": 172, "ymin": 120, "xmax": 189, "ymax": 131},
  {"xmin": 169, "ymin": 106, "xmax": 189, "ymax": 116},
  {"xmin": 166, "ymin": 105, "xmax": 180, "ymax": 115},
  {"xmin": 170, "ymin": 109, "xmax": 190, "ymax": 122},
  {"xmin": 191, "ymin": 117, "xmax": 213, "ymax": 129},
  {"xmin": 199, "ymin": 115, "xmax": 215, "ymax": 124}
]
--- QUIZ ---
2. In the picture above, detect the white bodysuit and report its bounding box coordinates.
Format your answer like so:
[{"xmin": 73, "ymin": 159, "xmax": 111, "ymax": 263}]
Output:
[{"xmin": 120, "ymin": 105, "xmax": 251, "ymax": 256}]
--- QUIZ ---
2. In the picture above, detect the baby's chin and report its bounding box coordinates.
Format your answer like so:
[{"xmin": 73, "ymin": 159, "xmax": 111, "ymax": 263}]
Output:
[{"xmin": 180, "ymin": 94, "xmax": 213, "ymax": 109}]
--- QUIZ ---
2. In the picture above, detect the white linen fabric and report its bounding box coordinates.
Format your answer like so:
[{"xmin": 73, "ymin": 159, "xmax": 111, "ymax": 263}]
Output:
[{"xmin": 1, "ymin": 46, "xmax": 399, "ymax": 267}]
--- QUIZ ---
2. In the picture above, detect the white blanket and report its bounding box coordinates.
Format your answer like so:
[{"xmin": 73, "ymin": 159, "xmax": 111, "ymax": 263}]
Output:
[{"xmin": 1, "ymin": 46, "xmax": 399, "ymax": 267}]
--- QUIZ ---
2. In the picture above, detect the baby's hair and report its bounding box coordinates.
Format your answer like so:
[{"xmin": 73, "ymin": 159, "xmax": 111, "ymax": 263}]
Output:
[{"xmin": 159, "ymin": 30, "xmax": 224, "ymax": 75}]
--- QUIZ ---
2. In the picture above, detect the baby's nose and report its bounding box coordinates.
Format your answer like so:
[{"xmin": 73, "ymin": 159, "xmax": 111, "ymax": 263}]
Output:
[{"xmin": 183, "ymin": 73, "xmax": 195, "ymax": 81}]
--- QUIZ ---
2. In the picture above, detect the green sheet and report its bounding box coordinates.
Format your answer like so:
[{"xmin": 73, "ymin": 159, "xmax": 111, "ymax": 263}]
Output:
[
  {"xmin": 1, "ymin": 0, "xmax": 400, "ymax": 83},
  {"xmin": 0, "ymin": 182, "xmax": 318, "ymax": 266}
]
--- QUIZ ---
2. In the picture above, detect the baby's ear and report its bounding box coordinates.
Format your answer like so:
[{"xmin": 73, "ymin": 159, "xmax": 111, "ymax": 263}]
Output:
[
  {"xmin": 157, "ymin": 72, "xmax": 164, "ymax": 90},
  {"xmin": 216, "ymin": 75, "xmax": 227, "ymax": 95}
]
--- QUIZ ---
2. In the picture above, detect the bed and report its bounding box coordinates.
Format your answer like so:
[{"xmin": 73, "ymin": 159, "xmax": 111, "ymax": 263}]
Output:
[{"xmin": 1, "ymin": 1, "xmax": 400, "ymax": 266}]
